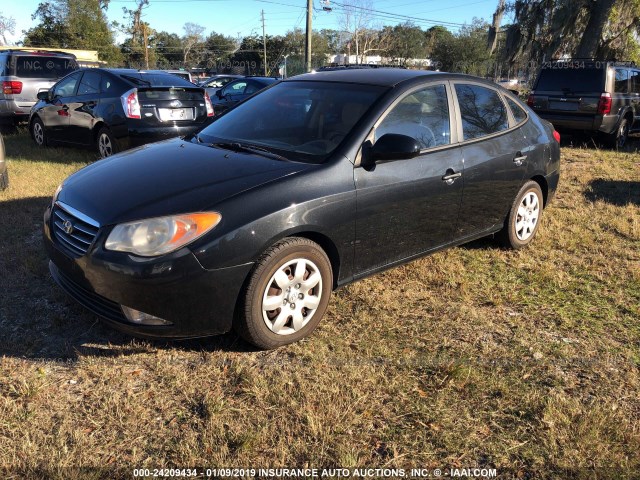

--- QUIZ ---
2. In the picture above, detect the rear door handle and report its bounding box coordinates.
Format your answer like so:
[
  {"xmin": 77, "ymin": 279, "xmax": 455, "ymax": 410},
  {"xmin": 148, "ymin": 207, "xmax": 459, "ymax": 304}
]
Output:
[
  {"xmin": 442, "ymin": 170, "xmax": 462, "ymax": 184},
  {"xmin": 514, "ymin": 152, "xmax": 527, "ymax": 166}
]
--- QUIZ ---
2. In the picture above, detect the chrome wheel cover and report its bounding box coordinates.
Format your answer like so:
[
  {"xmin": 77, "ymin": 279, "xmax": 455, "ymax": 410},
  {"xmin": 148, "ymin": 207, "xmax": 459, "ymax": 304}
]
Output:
[
  {"xmin": 261, "ymin": 257, "xmax": 323, "ymax": 335},
  {"xmin": 33, "ymin": 122, "xmax": 44, "ymax": 145},
  {"xmin": 515, "ymin": 191, "xmax": 540, "ymax": 241},
  {"xmin": 98, "ymin": 133, "xmax": 112, "ymax": 158}
]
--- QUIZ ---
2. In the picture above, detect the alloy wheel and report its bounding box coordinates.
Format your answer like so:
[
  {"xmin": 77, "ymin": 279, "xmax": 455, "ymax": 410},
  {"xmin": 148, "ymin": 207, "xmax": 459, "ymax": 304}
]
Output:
[{"xmin": 515, "ymin": 191, "xmax": 540, "ymax": 241}]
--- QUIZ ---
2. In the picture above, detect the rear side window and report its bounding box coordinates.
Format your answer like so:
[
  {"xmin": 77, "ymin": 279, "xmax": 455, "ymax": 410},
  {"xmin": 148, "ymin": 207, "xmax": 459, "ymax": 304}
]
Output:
[
  {"xmin": 535, "ymin": 68, "xmax": 604, "ymax": 93},
  {"xmin": 15, "ymin": 56, "xmax": 77, "ymax": 79},
  {"xmin": 455, "ymin": 84, "xmax": 508, "ymax": 140},
  {"xmin": 615, "ymin": 68, "xmax": 629, "ymax": 93},
  {"xmin": 505, "ymin": 97, "xmax": 527, "ymax": 124},
  {"xmin": 376, "ymin": 84, "xmax": 451, "ymax": 149},
  {"xmin": 631, "ymin": 70, "xmax": 640, "ymax": 94},
  {"xmin": 0, "ymin": 55, "xmax": 6, "ymax": 76},
  {"xmin": 77, "ymin": 71, "xmax": 102, "ymax": 95}
]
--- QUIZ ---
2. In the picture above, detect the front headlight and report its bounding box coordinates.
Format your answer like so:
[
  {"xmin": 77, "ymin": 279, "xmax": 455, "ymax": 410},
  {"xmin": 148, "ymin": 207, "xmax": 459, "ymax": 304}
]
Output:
[
  {"xmin": 52, "ymin": 183, "xmax": 63, "ymax": 204},
  {"xmin": 105, "ymin": 212, "xmax": 222, "ymax": 257}
]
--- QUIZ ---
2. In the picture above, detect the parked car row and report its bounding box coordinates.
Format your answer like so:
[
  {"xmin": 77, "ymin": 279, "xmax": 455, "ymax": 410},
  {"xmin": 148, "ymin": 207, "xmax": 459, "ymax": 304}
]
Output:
[{"xmin": 44, "ymin": 68, "xmax": 561, "ymax": 349}]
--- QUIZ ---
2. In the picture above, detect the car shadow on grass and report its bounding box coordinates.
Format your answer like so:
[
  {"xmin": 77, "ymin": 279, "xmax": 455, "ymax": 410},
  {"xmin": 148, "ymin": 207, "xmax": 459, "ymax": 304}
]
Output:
[
  {"xmin": 0, "ymin": 196, "xmax": 256, "ymax": 362},
  {"xmin": 584, "ymin": 179, "xmax": 640, "ymax": 207}
]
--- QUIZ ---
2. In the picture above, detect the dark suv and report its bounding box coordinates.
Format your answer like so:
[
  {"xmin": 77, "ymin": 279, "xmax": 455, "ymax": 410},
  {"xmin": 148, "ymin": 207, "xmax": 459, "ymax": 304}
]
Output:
[
  {"xmin": 527, "ymin": 60, "xmax": 640, "ymax": 148},
  {"xmin": 29, "ymin": 68, "xmax": 215, "ymax": 158},
  {"xmin": 0, "ymin": 49, "xmax": 78, "ymax": 127}
]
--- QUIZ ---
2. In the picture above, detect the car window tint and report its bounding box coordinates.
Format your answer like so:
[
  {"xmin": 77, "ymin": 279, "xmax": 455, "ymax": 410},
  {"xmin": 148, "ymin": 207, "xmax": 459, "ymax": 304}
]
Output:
[
  {"xmin": 54, "ymin": 72, "xmax": 82, "ymax": 97},
  {"xmin": 455, "ymin": 84, "xmax": 509, "ymax": 140},
  {"xmin": 100, "ymin": 75, "xmax": 113, "ymax": 93},
  {"xmin": 244, "ymin": 82, "xmax": 262, "ymax": 95},
  {"xmin": 630, "ymin": 70, "xmax": 640, "ymax": 94},
  {"xmin": 376, "ymin": 84, "xmax": 450, "ymax": 149},
  {"xmin": 615, "ymin": 68, "xmax": 629, "ymax": 93},
  {"xmin": 15, "ymin": 56, "xmax": 77, "ymax": 79},
  {"xmin": 505, "ymin": 96, "xmax": 527, "ymax": 124},
  {"xmin": 77, "ymin": 71, "xmax": 102, "ymax": 95}
]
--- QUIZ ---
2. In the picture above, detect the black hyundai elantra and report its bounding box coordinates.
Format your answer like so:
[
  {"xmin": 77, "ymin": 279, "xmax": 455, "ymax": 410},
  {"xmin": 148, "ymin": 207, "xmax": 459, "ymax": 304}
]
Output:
[{"xmin": 44, "ymin": 69, "xmax": 560, "ymax": 349}]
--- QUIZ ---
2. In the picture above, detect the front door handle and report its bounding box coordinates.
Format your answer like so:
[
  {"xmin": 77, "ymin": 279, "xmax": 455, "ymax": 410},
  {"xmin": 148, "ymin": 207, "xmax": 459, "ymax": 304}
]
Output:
[
  {"xmin": 514, "ymin": 152, "xmax": 527, "ymax": 166},
  {"xmin": 442, "ymin": 170, "xmax": 462, "ymax": 185}
]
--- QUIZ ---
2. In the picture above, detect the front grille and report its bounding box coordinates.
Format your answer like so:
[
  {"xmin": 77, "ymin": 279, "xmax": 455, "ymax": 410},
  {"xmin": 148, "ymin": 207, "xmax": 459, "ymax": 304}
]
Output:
[{"xmin": 52, "ymin": 202, "xmax": 100, "ymax": 257}]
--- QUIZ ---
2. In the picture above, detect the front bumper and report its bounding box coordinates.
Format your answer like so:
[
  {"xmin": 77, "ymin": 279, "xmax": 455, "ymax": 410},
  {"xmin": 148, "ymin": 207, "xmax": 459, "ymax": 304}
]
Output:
[{"xmin": 44, "ymin": 204, "xmax": 253, "ymax": 339}]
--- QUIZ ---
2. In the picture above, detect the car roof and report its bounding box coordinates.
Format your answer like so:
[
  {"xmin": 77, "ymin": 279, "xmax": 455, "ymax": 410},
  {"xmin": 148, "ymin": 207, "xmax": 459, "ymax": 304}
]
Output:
[{"xmin": 286, "ymin": 68, "xmax": 496, "ymax": 87}]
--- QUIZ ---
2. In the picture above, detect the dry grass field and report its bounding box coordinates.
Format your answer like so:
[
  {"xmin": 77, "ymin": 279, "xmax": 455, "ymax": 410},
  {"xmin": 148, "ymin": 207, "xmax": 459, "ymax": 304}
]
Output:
[{"xmin": 0, "ymin": 130, "xmax": 638, "ymax": 479}]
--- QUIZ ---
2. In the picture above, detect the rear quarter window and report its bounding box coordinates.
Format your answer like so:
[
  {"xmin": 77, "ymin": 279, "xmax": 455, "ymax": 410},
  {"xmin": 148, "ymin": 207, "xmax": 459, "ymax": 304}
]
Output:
[
  {"xmin": 505, "ymin": 96, "xmax": 527, "ymax": 124},
  {"xmin": 614, "ymin": 68, "xmax": 629, "ymax": 93},
  {"xmin": 455, "ymin": 84, "xmax": 509, "ymax": 140}
]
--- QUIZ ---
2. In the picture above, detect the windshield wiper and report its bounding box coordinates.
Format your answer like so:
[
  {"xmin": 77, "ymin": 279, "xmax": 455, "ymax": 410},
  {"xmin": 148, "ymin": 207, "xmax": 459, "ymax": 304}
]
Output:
[{"xmin": 209, "ymin": 142, "xmax": 288, "ymax": 161}]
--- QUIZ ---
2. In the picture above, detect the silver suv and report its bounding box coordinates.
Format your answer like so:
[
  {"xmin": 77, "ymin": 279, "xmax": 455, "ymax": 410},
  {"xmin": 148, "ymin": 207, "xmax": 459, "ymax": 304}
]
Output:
[{"xmin": 0, "ymin": 49, "xmax": 78, "ymax": 127}]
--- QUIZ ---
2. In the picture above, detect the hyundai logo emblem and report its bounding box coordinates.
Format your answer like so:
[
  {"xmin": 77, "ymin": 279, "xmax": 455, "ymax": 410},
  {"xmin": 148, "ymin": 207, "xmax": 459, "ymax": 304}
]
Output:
[{"xmin": 62, "ymin": 220, "xmax": 74, "ymax": 235}]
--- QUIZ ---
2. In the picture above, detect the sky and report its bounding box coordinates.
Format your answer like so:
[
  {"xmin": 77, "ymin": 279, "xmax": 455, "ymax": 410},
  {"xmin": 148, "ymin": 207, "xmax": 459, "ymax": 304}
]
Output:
[{"xmin": 1, "ymin": 0, "xmax": 509, "ymax": 45}]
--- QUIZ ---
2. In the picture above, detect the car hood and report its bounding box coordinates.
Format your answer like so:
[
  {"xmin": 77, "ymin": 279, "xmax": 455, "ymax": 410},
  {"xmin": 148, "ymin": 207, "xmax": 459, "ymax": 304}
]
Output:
[{"xmin": 58, "ymin": 137, "xmax": 313, "ymax": 226}]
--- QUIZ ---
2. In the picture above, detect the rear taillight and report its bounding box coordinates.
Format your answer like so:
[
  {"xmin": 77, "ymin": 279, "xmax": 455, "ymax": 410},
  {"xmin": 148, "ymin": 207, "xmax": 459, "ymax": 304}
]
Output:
[
  {"xmin": 120, "ymin": 88, "xmax": 141, "ymax": 119},
  {"xmin": 527, "ymin": 93, "xmax": 535, "ymax": 107},
  {"xmin": 597, "ymin": 93, "xmax": 612, "ymax": 115},
  {"xmin": 204, "ymin": 92, "xmax": 214, "ymax": 117},
  {"xmin": 2, "ymin": 81, "xmax": 22, "ymax": 95},
  {"xmin": 553, "ymin": 130, "xmax": 561, "ymax": 143}
]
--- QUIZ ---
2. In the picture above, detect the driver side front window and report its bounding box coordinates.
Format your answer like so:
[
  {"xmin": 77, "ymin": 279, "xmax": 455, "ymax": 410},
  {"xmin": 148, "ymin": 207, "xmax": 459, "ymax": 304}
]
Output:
[
  {"xmin": 54, "ymin": 73, "xmax": 81, "ymax": 98},
  {"xmin": 376, "ymin": 84, "xmax": 451, "ymax": 150}
]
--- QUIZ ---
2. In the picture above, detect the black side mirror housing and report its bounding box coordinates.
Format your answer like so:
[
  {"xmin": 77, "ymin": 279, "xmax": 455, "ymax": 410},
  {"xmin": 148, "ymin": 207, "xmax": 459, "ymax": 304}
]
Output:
[
  {"xmin": 369, "ymin": 133, "xmax": 421, "ymax": 163},
  {"xmin": 37, "ymin": 90, "xmax": 49, "ymax": 101},
  {"xmin": 216, "ymin": 89, "xmax": 223, "ymax": 99}
]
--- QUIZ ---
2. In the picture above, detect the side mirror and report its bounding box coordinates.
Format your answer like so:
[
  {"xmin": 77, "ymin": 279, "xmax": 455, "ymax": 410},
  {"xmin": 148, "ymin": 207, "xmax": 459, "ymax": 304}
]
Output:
[
  {"xmin": 369, "ymin": 133, "xmax": 421, "ymax": 163},
  {"xmin": 37, "ymin": 90, "xmax": 50, "ymax": 101},
  {"xmin": 215, "ymin": 89, "xmax": 223, "ymax": 99}
]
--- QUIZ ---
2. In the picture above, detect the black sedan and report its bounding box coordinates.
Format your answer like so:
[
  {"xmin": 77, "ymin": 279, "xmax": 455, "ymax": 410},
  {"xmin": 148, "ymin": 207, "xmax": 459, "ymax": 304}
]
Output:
[
  {"xmin": 44, "ymin": 69, "xmax": 560, "ymax": 349},
  {"xmin": 29, "ymin": 68, "xmax": 215, "ymax": 158},
  {"xmin": 210, "ymin": 76, "xmax": 278, "ymax": 116}
]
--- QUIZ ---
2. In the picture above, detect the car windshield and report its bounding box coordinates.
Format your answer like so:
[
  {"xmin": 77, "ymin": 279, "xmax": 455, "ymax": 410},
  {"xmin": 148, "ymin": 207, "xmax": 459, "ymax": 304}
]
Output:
[
  {"xmin": 195, "ymin": 81, "xmax": 387, "ymax": 163},
  {"xmin": 535, "ymin": 68, "xmax": 605, "ymax": 92},
  {"xmin": 15, "ymin": 56, "xmax": 77, "ymax": 79}
]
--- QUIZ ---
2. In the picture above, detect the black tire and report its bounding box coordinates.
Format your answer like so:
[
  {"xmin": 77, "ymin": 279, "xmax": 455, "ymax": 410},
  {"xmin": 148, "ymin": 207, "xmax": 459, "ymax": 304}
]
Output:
[
  {"xmin": 235, "ymin": 237, "xmax": 333, "ymax": 349},
  {"xmin": 607, "ymin": 117, "xmax": 630, "ymax": 150},
  {"xmin": 31, "ymin": 117, "xmax": 47, "ymax": 147},
  {"xmin": 498, "ymin": 180, "xmax": 544, "ymax": 250},
  {"xmin": 96, "ymin": 127, "xmax": 118, "ymax": 159},
  {"xmin": 0, "ymin": 169, "xmax": 8, "ymax": 191}
]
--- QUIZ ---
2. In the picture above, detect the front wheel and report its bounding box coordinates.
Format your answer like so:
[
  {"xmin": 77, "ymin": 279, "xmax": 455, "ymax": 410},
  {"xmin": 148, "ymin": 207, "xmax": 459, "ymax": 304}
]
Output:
[
  {"xmin": 235, "ymin": 237, "xmax": 333, "ymax": 349},
  {"xmin": 31, "ymin": 117, "xmax": 47, "ymax": 147},
  {"xmin": 498, "ymin": 180, "xmax": 544, "ymax": 249}
]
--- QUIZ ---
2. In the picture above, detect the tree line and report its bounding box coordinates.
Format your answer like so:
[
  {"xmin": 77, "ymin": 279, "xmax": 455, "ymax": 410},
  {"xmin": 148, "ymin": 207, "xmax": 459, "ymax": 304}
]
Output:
[{"xmin": 0, "ymin": 0, "xmax": 638, "ymax": 80}]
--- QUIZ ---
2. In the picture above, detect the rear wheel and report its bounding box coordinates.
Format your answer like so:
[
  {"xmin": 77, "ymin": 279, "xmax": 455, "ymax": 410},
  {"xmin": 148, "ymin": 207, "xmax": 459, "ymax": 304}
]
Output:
[
  {"xmin": 31, "ymin": 117, "xmax": 47, "ymax": 147},
  {"xmin": 498, "ymin": 180, "xmax": 544, "ymax": 249},
  {"xmin": 607, "ymin": 117, "xmax": 629, "ymax": 149},
  {"xmin": 96, "ymin": 127, "xmax": 118, "ymax": 159},
  {"xmin": 235, "ymin": 237, "xmax": 333, "ymax": 349}
]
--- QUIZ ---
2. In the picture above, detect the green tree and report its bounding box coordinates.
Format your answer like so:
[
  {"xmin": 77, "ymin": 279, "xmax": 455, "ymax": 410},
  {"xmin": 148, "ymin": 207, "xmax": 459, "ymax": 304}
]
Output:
[
  {"xmin": 385, "ymin": 22, "xmax": 427, "ymax": 66},
  {"xmin": 201, "ymin": 32, "xmax": 236, "ymax": 70},
  {"xmin": 431, "ymin": 19, "xmax": 491, "ymax": 75},
  {"xmin": 23, "ymin": 0, "xmax": 121, "ymax": 64},
  {"xmin": 152, "ymin": 31, "xmax": 183, "ymax": 68}
]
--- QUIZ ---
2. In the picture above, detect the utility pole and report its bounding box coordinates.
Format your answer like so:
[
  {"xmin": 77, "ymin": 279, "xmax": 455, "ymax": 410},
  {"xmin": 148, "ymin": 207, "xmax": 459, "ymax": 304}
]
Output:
[
  {"xmin": 261, "ymin": 10, "xmax": 268, "ymax": 76},
  {"xmin": 305, "ymin": 0, "xmax": 312, "ymax": 72},
  {"xmin": 143, "ymin": 23, "xmax": 149, "ymax": 70}
]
